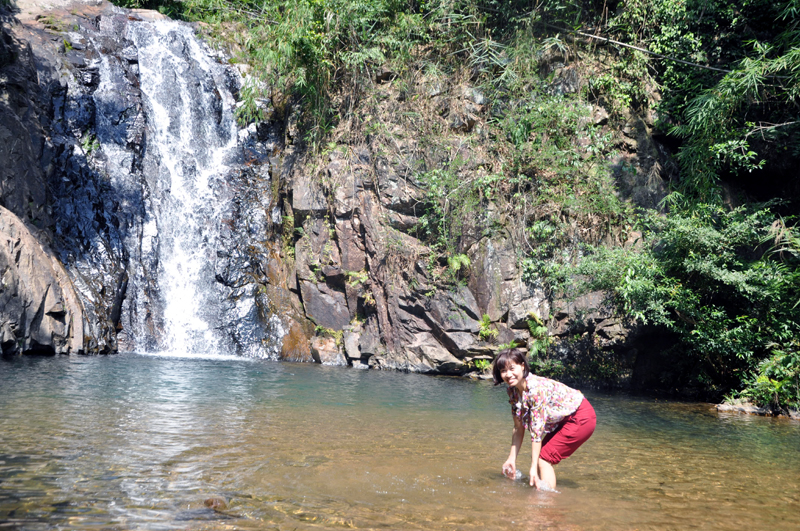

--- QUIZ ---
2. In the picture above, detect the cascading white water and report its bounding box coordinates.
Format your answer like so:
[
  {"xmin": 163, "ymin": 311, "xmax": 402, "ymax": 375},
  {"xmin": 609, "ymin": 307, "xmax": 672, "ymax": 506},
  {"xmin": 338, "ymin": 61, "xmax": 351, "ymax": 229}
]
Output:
[
  {"xmin": 126, "ymin": 20, "xmax": 240, "ymax": 356},
  {"xmin": 85, "ymin": 13, "xmax": 281, "ymax": 359}
]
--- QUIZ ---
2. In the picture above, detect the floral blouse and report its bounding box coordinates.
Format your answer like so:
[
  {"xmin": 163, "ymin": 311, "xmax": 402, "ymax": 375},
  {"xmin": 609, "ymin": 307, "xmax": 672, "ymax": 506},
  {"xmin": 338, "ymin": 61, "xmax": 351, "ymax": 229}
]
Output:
[{"xmin": 508, "ymin": 374, "xmax": 584, "ymax": 442}]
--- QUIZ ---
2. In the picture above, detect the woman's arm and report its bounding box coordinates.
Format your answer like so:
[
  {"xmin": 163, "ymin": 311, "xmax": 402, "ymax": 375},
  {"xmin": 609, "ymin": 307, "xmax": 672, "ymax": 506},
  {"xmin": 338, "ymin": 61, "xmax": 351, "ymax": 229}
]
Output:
[{"xmin": 502, "ymin": 416, "xmax": 525, "ymax": 478}]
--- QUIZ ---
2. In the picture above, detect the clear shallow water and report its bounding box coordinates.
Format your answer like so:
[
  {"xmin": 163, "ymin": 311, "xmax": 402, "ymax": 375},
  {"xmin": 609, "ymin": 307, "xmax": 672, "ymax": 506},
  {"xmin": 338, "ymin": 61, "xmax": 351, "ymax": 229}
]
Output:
[{"xmin": 1, "ymin": 354, "xmax": 798, "ymax": 531}]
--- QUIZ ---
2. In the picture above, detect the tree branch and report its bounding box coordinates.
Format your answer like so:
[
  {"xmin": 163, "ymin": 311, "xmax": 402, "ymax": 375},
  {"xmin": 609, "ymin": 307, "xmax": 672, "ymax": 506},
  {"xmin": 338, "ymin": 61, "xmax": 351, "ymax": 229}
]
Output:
[{"xmin": 744, "ymin": 121, "xmax": 799, "ymax": 139}]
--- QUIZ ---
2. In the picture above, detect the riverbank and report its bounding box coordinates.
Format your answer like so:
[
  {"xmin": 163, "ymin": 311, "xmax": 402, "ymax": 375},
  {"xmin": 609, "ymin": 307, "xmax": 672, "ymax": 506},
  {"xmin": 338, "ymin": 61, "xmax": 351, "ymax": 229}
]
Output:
[{"xmin": 716, "ymin": 399, "xmax": 800, "ymax": 420}]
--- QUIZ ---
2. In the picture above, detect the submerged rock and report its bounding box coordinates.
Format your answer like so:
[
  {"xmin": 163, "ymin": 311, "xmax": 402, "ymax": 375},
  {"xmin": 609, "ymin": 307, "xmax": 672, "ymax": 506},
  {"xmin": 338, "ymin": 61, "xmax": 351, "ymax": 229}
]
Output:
[{"xmin": 203, "ymin": 496, "xmax": 228, "ymax": 511}]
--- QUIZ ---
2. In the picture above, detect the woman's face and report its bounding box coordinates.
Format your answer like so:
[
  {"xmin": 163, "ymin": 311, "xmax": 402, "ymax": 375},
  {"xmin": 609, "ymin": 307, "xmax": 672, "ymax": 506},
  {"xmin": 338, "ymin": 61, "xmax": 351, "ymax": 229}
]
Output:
[{"xmin": 500, "ymin": 361, "xmax": 526, "ymax": 389}]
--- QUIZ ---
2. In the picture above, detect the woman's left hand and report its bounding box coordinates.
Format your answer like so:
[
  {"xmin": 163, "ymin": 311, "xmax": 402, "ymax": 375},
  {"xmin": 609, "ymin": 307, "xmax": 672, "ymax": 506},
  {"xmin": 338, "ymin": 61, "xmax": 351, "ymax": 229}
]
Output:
[{"xmin": 529, "ymin": 468, "xmax": 540, "ymax": 488}]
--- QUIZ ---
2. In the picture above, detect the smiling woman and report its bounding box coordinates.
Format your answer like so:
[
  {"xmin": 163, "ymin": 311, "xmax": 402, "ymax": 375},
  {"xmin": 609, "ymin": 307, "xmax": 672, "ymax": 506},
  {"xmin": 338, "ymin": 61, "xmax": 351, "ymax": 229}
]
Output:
[{"xmin": 493, "ymin": 349, "xmax": 596, "ymax": 491}]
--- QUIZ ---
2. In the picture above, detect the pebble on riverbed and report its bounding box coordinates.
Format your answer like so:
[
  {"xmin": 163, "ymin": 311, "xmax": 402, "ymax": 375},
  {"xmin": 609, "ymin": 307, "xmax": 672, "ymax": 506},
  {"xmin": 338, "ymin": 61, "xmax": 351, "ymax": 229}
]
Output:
[{"xmin": 204, "ymin": 496, "xmax": 228, "ymax": 511}]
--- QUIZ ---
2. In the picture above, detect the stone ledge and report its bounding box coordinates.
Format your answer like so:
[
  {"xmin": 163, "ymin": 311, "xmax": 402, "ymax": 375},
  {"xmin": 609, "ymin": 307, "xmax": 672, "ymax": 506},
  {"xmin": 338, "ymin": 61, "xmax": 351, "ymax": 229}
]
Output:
[
  {"xmin": 715, "ymin": 402, "xmax": 772, "ymax": 416},
  {"xmin": 715, "ymin": 401, "xmax": 800, "ymax": 419}
]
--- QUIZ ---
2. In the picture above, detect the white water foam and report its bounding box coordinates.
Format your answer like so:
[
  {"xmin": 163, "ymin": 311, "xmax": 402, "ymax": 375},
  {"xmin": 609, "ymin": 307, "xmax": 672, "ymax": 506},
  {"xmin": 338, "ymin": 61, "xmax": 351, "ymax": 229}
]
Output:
[
  {"xmin": 135, "ymin": 350, "xmax": 256, "ymax": 362},
  {"xmin": 128, "ymin": 20, "xmax": 239, "ymax": 356}
]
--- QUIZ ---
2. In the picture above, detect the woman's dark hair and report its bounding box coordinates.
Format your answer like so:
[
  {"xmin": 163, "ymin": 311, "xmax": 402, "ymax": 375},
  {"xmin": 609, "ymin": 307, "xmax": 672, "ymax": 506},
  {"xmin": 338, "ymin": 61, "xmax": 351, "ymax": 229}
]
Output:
[{"xmin": 491, "ymin": 348, "xmax": 530, "ymax": 386}]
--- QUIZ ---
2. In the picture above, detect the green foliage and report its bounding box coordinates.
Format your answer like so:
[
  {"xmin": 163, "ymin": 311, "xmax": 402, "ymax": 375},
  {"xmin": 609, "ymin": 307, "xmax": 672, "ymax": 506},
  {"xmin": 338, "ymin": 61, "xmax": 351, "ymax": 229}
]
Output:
[
  {"xmin": 345, "ymin": 269, "xmax": 369, "ymax": 287},
  {"xmin": 414, "ymin": 166, "xmax": 493, "ymax": 281},
  {"xmin": 527, "ymin": 314, "xmax": 550, "ymax": 358},
  {"xmin": 473, "ymin": 358, "xmax": 491, "ymax": 372},
  {"xmin": 525, "ymin": 313, "xmax": 564, "ymax": 377},
  {"xmin": 447, "ymin": 253, "xmax": 471, "ymax": 276},
  {"xmin": 483, "ymin": 73, "xmax": 631, "ymax": 297},
  {"xmin": 738, "ymin": 343, "xmax": 800, "ymax": 410},
  {"xmin": 486, "ymin": 69, "xmax": 630, "ymax": 290},
  {"xmin": 478, "ymin": 314, "xmax": 498, "ymax": 341},
  {"xmin": 768, "ymin": 218, "xmax": 800, "ymax": 308},
  {"xmin": 415, "ymin": 167, "xmax": 471, "ymax": 256},
  {"xmin": 81, "ymin": 134, "xmax": 100, "ymax": 155},
  {"xmin": 576, "ymin": 204, "xmax": 800, "ymax": 403},
  {"xmin": 600, "ymin": 0, "xmax": 800, "ymax": 200},
  {"xmin": 184, "ymin": 0, "xmax": 472, "ymax": 143},
  {"xmin": 520, "ymin": 218, "xmax": 571, "ymax": 295}
]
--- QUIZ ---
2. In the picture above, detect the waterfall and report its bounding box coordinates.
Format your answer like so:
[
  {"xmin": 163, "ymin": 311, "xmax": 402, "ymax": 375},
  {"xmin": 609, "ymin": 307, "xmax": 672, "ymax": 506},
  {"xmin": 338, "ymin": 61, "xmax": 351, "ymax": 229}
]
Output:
[
  {"xmin": 133, "ymin": 21, "xmax": 238, "ymax": 356},
  {"xmin": 88, "ymin": 16, "xmax": 279, "ymax": 358}
]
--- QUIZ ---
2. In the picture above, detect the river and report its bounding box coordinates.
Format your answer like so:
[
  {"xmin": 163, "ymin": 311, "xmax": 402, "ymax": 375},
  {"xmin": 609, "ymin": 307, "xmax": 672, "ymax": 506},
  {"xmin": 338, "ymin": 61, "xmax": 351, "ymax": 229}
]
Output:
[{"xmin": 1, "ymin": 354, "xmax": 798, "ymax": 530}]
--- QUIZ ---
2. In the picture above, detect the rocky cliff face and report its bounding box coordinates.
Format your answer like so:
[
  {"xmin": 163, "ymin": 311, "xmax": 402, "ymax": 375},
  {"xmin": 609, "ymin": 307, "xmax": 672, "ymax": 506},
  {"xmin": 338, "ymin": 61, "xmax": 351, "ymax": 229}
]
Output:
[
  {"xmin": 0, "ymin": 205, "xmax": 84, "ymax": 354},
  {"xmin": 0, "ymin": 4, "xmax": 93, "ymax": 354},
  {"xmin": 0, "ymin": 0, "xmax": 673, "ymax": 389},
  {"xmin": 272, "ymin": 65, "xmax": 671, "ymax": 384}
]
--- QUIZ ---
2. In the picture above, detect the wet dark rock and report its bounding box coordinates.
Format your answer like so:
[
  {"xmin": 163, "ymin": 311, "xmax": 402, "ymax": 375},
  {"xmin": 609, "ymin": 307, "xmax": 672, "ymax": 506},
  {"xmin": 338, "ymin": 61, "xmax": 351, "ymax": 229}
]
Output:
[{"xmin": 299, "ymin": 280, "xmax": 350, "ymax": 331}]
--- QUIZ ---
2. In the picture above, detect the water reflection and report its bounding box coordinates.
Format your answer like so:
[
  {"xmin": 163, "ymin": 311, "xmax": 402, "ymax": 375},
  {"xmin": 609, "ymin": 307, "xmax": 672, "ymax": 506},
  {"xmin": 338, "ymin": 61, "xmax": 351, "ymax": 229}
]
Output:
[{"xmin": 0, "ymin": 354, "xmax": 798, "ymax": 530}]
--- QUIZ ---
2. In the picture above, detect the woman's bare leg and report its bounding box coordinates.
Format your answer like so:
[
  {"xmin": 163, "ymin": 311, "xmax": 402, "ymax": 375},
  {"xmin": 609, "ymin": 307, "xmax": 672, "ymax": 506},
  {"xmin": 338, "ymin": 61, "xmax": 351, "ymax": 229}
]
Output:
[{"xmin": 537, "ymin": 459, "xmax": 557, "ymax": 489}]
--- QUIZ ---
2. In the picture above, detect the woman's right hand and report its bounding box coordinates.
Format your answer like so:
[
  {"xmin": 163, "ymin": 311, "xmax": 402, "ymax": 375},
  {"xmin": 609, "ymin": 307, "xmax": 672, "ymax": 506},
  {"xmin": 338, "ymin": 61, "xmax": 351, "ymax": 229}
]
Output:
[{"xmin": 502, "ymin": 459, "xmax": 516, "ymax": 479}]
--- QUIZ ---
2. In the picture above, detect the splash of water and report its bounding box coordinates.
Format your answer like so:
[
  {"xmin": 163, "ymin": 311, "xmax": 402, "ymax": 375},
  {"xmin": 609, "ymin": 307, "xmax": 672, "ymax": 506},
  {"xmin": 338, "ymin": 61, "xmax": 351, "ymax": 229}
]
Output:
[{"xmin": 508, "ymin": 469, "xmax": 560, "ymax": 492}]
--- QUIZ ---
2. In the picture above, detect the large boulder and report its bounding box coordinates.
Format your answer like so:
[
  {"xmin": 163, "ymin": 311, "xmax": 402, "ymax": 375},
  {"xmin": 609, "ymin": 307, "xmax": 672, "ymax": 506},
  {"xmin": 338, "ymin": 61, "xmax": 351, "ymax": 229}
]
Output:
[
  {"xmin": 0, "ymin": 206, "xmax": 85, "ymax": 355},
  {"xmin": 298, "ymin": 280, "xmax": 351, "ymax": 330}
]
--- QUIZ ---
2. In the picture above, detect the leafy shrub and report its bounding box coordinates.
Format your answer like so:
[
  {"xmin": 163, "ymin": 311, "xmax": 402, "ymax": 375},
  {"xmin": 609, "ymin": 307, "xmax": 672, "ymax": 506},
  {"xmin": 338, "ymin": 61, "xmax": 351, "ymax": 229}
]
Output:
[
  {"xmin": 736, "ymin": 343, "xmax": 800, "ymax": 411},
  {"xmin": 576, "ymin": 204, "xmax": 800, "ymax": 402},
  {"xmin": 473, "ymin": 358, "xmax": 492, "ymax": 372},
  {"xmin": 478, "ymin": 314, "xmax": 498, "ymax": 341},
  {"xmin": 605, "ymin": 0, "xmax": 799, "ymax": 200},
  {"xmin": 527, "ymin": 314, "xmax": 550, "ymax": 357}
]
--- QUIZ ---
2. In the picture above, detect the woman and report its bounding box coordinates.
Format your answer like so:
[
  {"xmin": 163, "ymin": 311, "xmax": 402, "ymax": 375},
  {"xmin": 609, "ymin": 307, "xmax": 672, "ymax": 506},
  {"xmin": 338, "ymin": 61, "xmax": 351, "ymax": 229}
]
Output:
[{"xmin": 493, "ymin": 348, "xmax": 596, "ymax": 490}]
